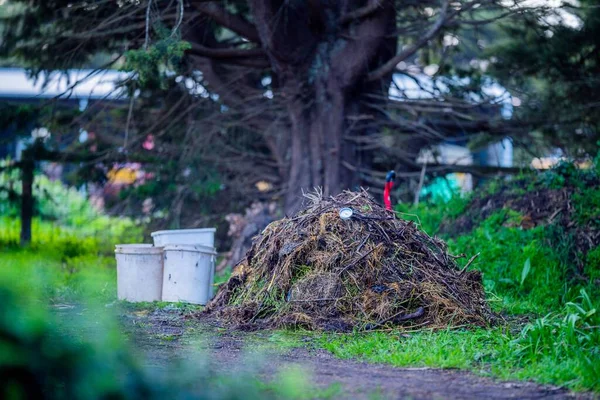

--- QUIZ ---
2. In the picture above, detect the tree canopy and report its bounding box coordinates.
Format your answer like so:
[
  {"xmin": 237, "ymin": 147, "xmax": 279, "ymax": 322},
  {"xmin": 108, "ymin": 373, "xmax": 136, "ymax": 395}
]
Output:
[
  {"xmin": 490, "ymin": 0, "xmax": 600, "ymax": 157},
  {"xmin": 0, "ymin": 0, "xmax": 591, "ymax": 213}
]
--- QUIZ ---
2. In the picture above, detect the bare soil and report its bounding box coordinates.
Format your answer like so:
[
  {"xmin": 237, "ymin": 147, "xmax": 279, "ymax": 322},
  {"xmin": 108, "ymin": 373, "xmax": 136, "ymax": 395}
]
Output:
[{"xmin": 117, "ymin": 306, "xmax": 594, "ymax": 400}]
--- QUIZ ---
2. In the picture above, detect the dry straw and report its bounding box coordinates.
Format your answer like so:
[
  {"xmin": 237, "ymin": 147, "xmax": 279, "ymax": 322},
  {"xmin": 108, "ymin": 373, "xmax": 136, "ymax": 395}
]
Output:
[{"xmin": 208, "ymin": 190, "xmax": 493, "ymax": 331}]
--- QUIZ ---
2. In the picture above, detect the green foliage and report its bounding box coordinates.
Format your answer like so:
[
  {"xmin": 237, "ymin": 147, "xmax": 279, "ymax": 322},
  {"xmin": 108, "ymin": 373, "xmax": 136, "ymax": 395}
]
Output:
[
  {"xmin": 489, "ymin": 1, "xmax": 600, "ymax": 156},
  {"xmin": 259, "ymin": 367, "xmax": 342, "ymax": 400},
  {"xmin": 572, "ymin": 187, "xmax": 600, "ymax": 227},
  {"xmin": 0, "ymin": 240, "xmax": 116, "ymax": 304},
  {"xmin": 394, "ymin": 194, "xmax": 469, "ymax": 236},
  {"xmin": 317, "ymin": 328, "xmax": 510, "ymax": 370},
  {"xmin": 0, "ymin": 216, "xmax": 141, "ymax": 255},
  {"xmin": 586, "ymin": 246, "xmax": 600, "ymax": 282},
  {"xmin": 124, "ymin": 37, "xmax": 191, "ymax": 90},
  {"xmin": 0, "ymin": 219, "xmax": 311, "ymax": 399},
  {"xmin": 123, "ymin": 23, "xmax": 190, "ymax": 90},
  {"xmin": 539, "ymin": 160, "xmax": 600, "ymax": 191},
  {"xmin": 520, "ymin": 258, "xmax": 531, "ymax": 287},
  {"xmin": 448, "ymin": 210, "xmax": 572, "ymax": 314},
  {"xmin": 515, "ymin": 289, "xmax": 598, "ymax": 362},
  {"xmin": 0, "ymin": 270, "xmax": 293, "ymax": 399}
]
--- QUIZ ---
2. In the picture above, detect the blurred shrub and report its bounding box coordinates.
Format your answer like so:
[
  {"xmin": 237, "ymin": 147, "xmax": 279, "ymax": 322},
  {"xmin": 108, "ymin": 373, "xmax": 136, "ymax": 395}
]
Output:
[{"xmin": 0, "ymin": 264, "xmax": 288, "ymax": 399}]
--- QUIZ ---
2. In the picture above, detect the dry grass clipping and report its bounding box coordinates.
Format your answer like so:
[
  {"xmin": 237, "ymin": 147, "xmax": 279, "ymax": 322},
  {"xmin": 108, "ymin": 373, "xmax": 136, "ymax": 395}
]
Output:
[{"xmin": 207, "ymin": 190, "xmax": 493, "ymax": 331}]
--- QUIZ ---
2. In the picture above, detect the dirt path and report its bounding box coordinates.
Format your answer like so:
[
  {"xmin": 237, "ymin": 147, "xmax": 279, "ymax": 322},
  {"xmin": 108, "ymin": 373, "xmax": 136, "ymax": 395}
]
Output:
[{"xmin": 116, "ymin": 307, "xmax": 593, "ymax": 400}]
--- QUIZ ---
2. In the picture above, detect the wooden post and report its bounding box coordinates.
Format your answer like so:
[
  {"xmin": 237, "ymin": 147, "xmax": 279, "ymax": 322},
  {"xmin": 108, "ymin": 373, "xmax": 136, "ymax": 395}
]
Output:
[
  {"xmin": 20, "ymin": 155, "xmax": 34, "ymax": 246},
  {"xmin": 413, "ymin": 162, "xmax": 427, "ymax": 206}
]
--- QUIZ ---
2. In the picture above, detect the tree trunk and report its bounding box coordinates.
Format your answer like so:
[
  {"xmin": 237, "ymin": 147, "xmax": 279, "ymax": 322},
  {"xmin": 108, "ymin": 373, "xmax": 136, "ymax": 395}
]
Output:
[
  {"xmin": 285, "ymin": 79, "xmax": 349, "ymax": 213},
  {"xmin": 20, "ymin": 157, "xmax": 34, "ymax": 246},
  {"xmin": 247, "ymin": 1, "xmax": 397, "ymax": 214}
]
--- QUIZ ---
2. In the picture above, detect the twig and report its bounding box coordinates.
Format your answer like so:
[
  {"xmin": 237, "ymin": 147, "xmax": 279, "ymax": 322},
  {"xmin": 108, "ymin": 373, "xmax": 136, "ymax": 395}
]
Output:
[
  {"xmin": 356, "ymin": 233, "xmax": 371, "ymax": 253},
  {"xmin": 365, "ymin": 307, "xmax": 425, "ymax": 331},
  {"xmin": 124, "ymin": 94, "xmax": 135, "ymax": 150},
  {"xmin": 449, "ymin": 253, "xmax": 466, "ymax": 259},
  {"xmin": 582, "ymin": 325, "xmax": 599, "ymax": 330},
  {"xmin": 548, "ymin": 208, "xmax": 563, "ymax": 223},
  {"xmin": 340, "ymin": 245, "xmax": 380, "ymax": 274},
  {"xmin": 354, "ymin": 214, "xmax": 395, "ymax": 221},
  {"xmin": 145, "ymin": 0, "xmax": 153, "ymax": 50},
  {"xmin": 459, "ymin": 252, "xmax": 480, "ymax": 274},
  {"xmin": 288, "ymin": 298, "xmax": 337, "ymax": 303},
  {"xmin": 171, "ymin": 0, "xmax": 185, "ymax": 37}
]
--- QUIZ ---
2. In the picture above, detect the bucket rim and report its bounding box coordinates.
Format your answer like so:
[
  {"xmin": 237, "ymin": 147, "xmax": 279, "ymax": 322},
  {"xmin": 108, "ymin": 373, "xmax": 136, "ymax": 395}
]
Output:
[
  {"xmin": 151, "ymin": 228, "xmax": 216, "ymax": 237},
  {"xmin": 115, "ymin": 244, "xmax": 163, "ymax": 254},
  {"xmin": 163, "ymin": 244, "xmax": 216, "ymax": 254}
]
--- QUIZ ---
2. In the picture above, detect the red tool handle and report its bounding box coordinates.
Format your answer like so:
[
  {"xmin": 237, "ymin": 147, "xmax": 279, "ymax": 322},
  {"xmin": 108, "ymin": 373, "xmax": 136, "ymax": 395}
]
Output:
[
  {"xmin": 384, "ymin": 181, "xmax": 393, "ymax": 210},
  {"xmin": 383, "ymin": 170, "xmax": 396, "ymax": 210}
]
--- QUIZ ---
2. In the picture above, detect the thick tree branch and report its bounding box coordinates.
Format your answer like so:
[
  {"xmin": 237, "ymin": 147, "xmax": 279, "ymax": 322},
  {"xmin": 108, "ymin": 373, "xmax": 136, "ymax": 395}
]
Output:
[
  {"xmin": 344, "ymin": 161, "xmax": 528, "ymax": 180},
  {"xmin": 188, "ymin": 42, "xmax": 266, "ymax": 59},
  {"xmin": 340, "ymin": 0, "xmax": 383, "ymax": 25},
  {"xmin": 334, "ymin": 1, "xmax": 393, "ymax": 87},
  {"xmin": 190, "ymin": 1, "xmax": 261, "ymax": 43},
  {"xmin": 367, "ymin": 0, "xmax": 451, "ymax": 82}
]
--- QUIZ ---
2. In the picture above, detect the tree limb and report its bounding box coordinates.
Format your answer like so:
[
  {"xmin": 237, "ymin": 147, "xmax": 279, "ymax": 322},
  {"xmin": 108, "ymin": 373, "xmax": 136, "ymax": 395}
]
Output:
[
  {"xmin": 190, "ymin": 1, "xmax": 261, "ymax": 43},
  {"xmin": 188, "ymin": 43, "xmax": 265, "ymax": 59},
  {"xmin": 188, "ymin": 47, "xmax": 270, "ymax": 68},
  {"xmin": 367, "ymin": 0, "xmax": 452, "ymax": 82},
  {"xmin": 340, "ymin": 0, "xmax": 383, "ymax": 25}
]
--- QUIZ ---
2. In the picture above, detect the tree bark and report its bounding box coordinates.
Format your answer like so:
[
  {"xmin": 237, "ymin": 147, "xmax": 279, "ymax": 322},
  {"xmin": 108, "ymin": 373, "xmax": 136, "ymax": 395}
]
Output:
[{"xmin": 285, "ymin": 77, "xmax": 349, "ymax": 212}]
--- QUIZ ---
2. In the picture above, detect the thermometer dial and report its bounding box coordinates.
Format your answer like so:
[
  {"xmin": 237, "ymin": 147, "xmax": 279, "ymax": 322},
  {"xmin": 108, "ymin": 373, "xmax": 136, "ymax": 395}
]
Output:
[{"xmin": 339, "ymin": 207, "xmax": 354, "ymax": 220}]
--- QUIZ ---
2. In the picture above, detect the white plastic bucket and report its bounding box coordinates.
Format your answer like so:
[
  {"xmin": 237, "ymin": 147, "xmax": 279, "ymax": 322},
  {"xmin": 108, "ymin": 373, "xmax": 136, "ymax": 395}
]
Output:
[
  {"xmin": 151, "ymin": 228, "xmax": 216, "ymax": 247},
  {"xmin": 162, "ymin": 244, "xmax": 216, "ymax": 305},
  {"xmin": 115, "ymin": 244, "xmax": 164, "ymax": 302}
]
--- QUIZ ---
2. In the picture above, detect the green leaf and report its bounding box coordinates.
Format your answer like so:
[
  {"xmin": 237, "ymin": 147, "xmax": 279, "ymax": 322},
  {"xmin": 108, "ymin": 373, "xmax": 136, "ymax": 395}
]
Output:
[{"xmin": 520, "ymin": 258, "xmax": 531, "ymax": 286}]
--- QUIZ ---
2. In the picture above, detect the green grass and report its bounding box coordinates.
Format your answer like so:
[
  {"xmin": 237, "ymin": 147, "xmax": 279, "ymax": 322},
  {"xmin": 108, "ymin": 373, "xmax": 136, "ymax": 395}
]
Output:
[
  {"xmin": 266, "ymin": 287, "xmax": 599, "ymax": 391},
  {"xmin": 0, "ymin": 244, "xmax": 117, "ymax": 305},
  {"xmin": 311, "ymin": 288, "xmax": 599, "ymax": 391}
]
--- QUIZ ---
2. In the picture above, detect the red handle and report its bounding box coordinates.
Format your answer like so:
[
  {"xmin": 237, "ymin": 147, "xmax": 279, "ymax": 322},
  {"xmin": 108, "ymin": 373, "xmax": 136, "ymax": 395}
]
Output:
[{"xmin": 384, "ymin": 181, "xmax": 393, "ymax": 210}]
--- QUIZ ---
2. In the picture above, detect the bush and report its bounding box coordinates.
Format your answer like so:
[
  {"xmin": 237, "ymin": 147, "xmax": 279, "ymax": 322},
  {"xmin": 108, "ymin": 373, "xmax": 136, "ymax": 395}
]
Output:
[{"xmin": 0, "ymin": 281, "xmax": 283, "ymax": 399}]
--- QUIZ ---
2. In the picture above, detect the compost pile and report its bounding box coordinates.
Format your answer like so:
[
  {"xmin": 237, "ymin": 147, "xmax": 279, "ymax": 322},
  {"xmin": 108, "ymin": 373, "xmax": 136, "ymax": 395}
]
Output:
[{"xmin": 208, "ymin": 190, "xmax": 493, "ymax": 331}]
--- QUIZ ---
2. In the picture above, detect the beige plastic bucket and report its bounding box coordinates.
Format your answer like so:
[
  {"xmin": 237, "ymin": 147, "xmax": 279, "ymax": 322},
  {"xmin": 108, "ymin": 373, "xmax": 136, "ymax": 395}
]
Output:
[
  {"xmin": 115, "ymin": 244, "xmax": 164, "ymax": 302},
  {"xmin": 162, "ymin": 244, "xmax": 216, "ymax": 305},
  {"xmin": 151, "ymin": 228, "xmax": 216, "ymax": 247}
]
